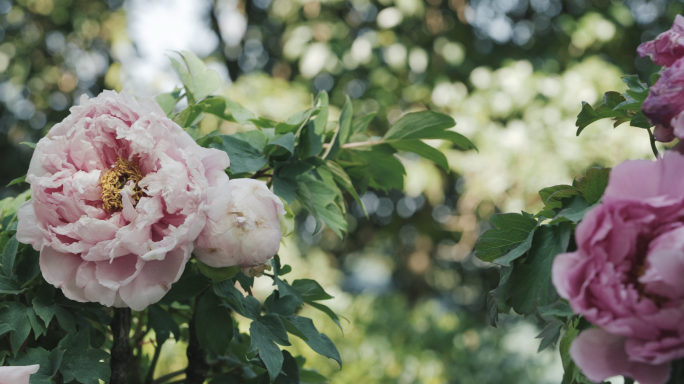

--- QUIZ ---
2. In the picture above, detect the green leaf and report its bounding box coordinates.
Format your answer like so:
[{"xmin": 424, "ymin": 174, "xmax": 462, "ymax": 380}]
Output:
[
  {"xmin": 630, "ymin": 110, "xmax": 652, "ymax": 128},
  {"xmin": 0, "ymin": 275, "xmax": 23, "ymax": 294},
  {"xmin": 172, "ymin": 50, "xmax": 221, "ymax": 104},
  {"xmin": 300, "ymin": 369, "xmax": 329, "ymax": 384},
  {"xmin": 20, "ymin": 141, "xmax": 37, "ymax": 149},
  {"xmin": 57, "ymin": 330, "xmax": 111, "ymax": 384},
  {"xmin": 196, "ymin": 290, "xmax": 234, "ymax": 355},
  {"xmin": 284, "ymin": 316, "xmax": 341, "ymax": 367},
  {"xmin": 538, "ymin": 185, "xmax": 580, "ymax": 211},
  {"xmin": 7, "ymin": 175, "xmax": 26, "ymax": 187},
  {"xmin": 307, "ymin": 301, "xmax": 343, "ymax": 331},
  {"xmin": 507, "ymin": 223, "xmax": 572, "ymax": 316},
  {"xmin": 265, "ymin": 292, "xmax": 300, "ymax": 317},
  {"xmin": 27, "ymin": 308, "xmax": 46, "ymax": 338},
  {"xmin": 474, "ymin": 212, "xmax": 538, "ymax": 264},
  {"xmin": 487, "ymin": 266, "xmax": 513, "ymax": 327},
  {"xmin": 292, "ymin": 279, "xmax": 333, "ymax": 302},
  {"xmin": 8, "ymin": 347, "xmax": 64, "ymax": 384},
  {"xmin": 383, "ymin": 111, "xmax": 455, "ymax": 141},
  {"xmin": 323, "ymin": 96, "xmax": 353, "ymax": 160},
  {"xmin": 155, "ymin": 87, "xmax": 182, "ymax": 116},
  {"xmin": 279, "ymin": 199, "xmax": 295, "ymax": 237},
  {"xmin": 249, "ymin": 319, "xmax": 287, "ymax": 382},
  {"xmin": 2, "ymin": 234, "xmax": 19, "ymax": 276},
  {"xmin": 160, "ymin": 273, "xmax": 211, "ymax": 304},
  {"xmin": 214, "ymin": 279, "xmax": 247, "ymax": 315},
  {"xmin": 622, "ymin": 74, "xmax": 648, "ymax": 93},
  {"xmin": 173, "ymin": 104, "xmax": 203, "ymax": 128},
  {"xmin": 197, "ymin": 259, "xmax": 239, "ymax": 283},
  {"xmin": 54, "ymin": 306, "xmax": 76, "ymax": 333},
  {"xmin": 0, "ymin": 302, "xmax": 31, "ymax": 355},
  {"xmin": 536, "ymin": 320, "xmax": 563, "ymax": 352},
  {"xmin": 224, "ymin": 98, "xmax": 257, "ymax": 125},
  {"xmin": 148, "ymin": 305, "xmax": 181, "ymax": 346},
  {"xmin": 274, "ymin": 350, "xmax": 300, "ymax": 384},
  {"xmin": 325, "ymin": 161, "xmax": 365, "ymax": 217},
  {"xmin": 266, "ymin": 133, "xmax": 296, "ymax": 154},
  {"xmin": 538, "ymin": 301, "xmax": 574, "ymax": 318},
  {"xmin": 575, "ymin": 167, "xmax": 610, "ymax": 205},
  {"xmin": 275, "ymin": 278, "xmax": 304, "ymax": 306},
  {"xmin": 575, "ymin": 91, "xmax": 631, "ymax": 136},
  {"xmin": 351, "ymin": 112, "xmax": 376, "ymax": 135},
  {"xmin": 550, "ymin": 195, "xmax": 594, "ymax": 224},
  {"xmin": 389, "ymin": 140, "xmax": 449, "ymax": 170},
  {"xmin": 211, "ymin": 135, "xmax": 268, "ymax": 174},
  {"xmin": 560, "ymin": 318, "xmax": 580, "ymax": 384},
  {"xmin": 341, "ymin": 144, "xmax": 405, "ymax": 192}
]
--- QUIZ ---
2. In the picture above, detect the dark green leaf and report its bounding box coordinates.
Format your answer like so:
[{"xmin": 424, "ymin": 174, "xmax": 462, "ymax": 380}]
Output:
[
  {"xmin": 211, "ymin": 135, "xmax": 268, "ymax": 174},
  {"xmin": 630, "ymin": 111, "xmax": 652, "ymax": 128},
  {"xmin": 284, "ymin": 316, "xmax": 341, "ymax": 367},
  {"xmin": 292, "ymin": 280, "xmax": 333, "ymax": 302},
  {"xmin": 538, "ymin": 301, "xmax": 574, "ymax": 318},
  {"xmin": 300, "ymin": 369, "xmax": 329, "ymax": 384},
  {"xmin": 550, "ymin": 195, "xmax": 594, "ymax": 224},
  {"xmin": 258, "ymin": 314, "xmax": 291, "ymax": 346},
  {"xmin": 507, "ymin": 223, "xmax": 572, "ymax": 316},
  {"xmin": 536, "ymin": 320, "xmax": 563, "ymax": 352},
  {"xmin": 342, "ymin": 144, "xmax": 405, "ymax": 192},
  {"xmin": 621, "ymin": 74, "xmax": 648, "ymax": 93},
  {"xmin": 214, "ymin": 279, "xmax": 247, "ymax": 315},
  {"xmin": 575, "ymin": 167, "xmax": 610, "ymax": 205},
  {"xmin": 266, "ymin": 133, "xmax": 296, "ymax": 154},
  {"xmin": 160, "ymin": 273, "xmax": 210, "ymax": 304},
  {"xmin": 26, "ymin": 308, "xmax": 46, "ymax": 338},
  {"xmin": 273, "ymin": 350, "xmax": 300, "ymax": 384},
  {"xmin": 474, "ymin": 212, "xmax": 538, "ymax": 264},
  {"xmin": 575, "ymin": 92, "xmax": 631, "ymax": 136},
  {"xmin": 53, "ymin": 306, "xmax": 76, "ymax": 333},
  {"xmin": 0, "ymin": 302, "xmax": 31, "ymax": 355},
  {"xmin": 265, "ymin": 292, "xmax": 299, "ymax": 317},
  {"xmin": 196, "ymin": 290, "xmax": 234, "ymax": 355},
  {"xmin": 148, "ymin": 305, "xmax": 181, "ymax": 346},
  {"xmin": 275, "ymin": 278, "xmax": 304, "ymax": 306},
  {"xmin": 249, "ymin": 319, "xmax": 286, "ymax": 382},
  {"xmin": 538, "ymin": 185, "xmax": 580, "ymax": 211},
  {"xmin": 326, "ymin": 161, "xmax": 365, "ymax": 217},
  {"xmin": 174, "ymin": 105, "xmax": 203, "ymax": 128},
  {"xmin": 2, "ymin": 234, "xmax": 19, "ymax": 276},
  {"xmin": 0, "ymin": 275, "xmax": 23, "ymax": 294},
  {"xmin": 323, "ymin": 97, "xmax": 352, "ymax": 160},
  {"xmin": 57, "ymin": 330, "xmax": 111, "ymax": 384},
  {"xmin": 307, "ymin": 302, "xmax": 343, "ymax": 331},
  {"xmin": 8, "ymin": 347, "xmax": 64, "ymax": 384}
]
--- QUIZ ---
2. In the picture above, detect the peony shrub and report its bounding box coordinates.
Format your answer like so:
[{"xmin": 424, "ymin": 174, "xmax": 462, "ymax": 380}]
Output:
[
  {"xmin": 0, "ymin": 50, "xmax": 474, "ymax": 383},
  {"xmin": 476, "ymin": 14, "xmax": 684, "ymax": 384}
]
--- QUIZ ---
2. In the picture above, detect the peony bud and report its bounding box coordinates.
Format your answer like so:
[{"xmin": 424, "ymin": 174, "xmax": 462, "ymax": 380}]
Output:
[
  {"xmin": 194, "ymin": 179, "xmax": 286, "ymax": 268},
  {"xmin": 641, "ymin": 57, "xmax": 684, "ymax": 137},
  {"xmin": 638, "ymin": 15, "xmax": 684, "ymax": 67}
]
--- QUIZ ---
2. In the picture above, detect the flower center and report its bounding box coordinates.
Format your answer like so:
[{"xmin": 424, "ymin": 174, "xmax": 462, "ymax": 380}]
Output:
[{"xmin": 100, "ymin": 157, "xmax": 144, "ymax": 213}]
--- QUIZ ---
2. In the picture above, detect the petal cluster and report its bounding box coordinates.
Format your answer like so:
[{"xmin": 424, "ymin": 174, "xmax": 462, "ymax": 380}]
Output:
[
  {"xmin": 194, "ymin": 178, "xmax": 286, "ymax": 269},
  {"xmin": 17, "ymin": 90, "xmax": 229, "ymax": 311},
  {"xmin": 552, "ymin": 152, "xmax": 684, "ymax": 384},
  {"xmin": 638, "ymin": 15, "xmax": 684, "ymax": 67}
]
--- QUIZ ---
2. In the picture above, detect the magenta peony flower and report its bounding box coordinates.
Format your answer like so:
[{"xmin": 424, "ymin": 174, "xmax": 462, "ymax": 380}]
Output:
[
  {"xmin": 17, "ymin": 90, "xmax": 229, "ymax": 311},
  {"xmin": 194, "ymin": 178, "xmax": 285, "ymax": 269},
  {"xmin": 551, "ymin": 151, "xmax": 684, "ymax": 384},
  {"xmin": 641, "ymin": 57, "xmax": 684, "ymax": 136},
  {"xmin": 0, "ymin": 364, "xmax": 40, "ymax": 383},
  {"xmin": 638, "ymin": 15, "xmax": 684, "ymax": 67}
]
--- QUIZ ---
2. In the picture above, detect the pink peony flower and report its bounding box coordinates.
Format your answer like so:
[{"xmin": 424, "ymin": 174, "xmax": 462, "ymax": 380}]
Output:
[
  {"xmin": 638, "ymin": 15, "xmax": 684, "ymax": 68},
  {"xmin": 642, "ymin": 57, "xmax": 684, "ymax": 137},
  {"xmin": 0, "ymin": 364, "xmax": 40, "ymax": 384},
  {"xmin": 194, "ymin": 178, "xmax": 285, "ymax": 269},
  {"xmin": 17, "ymin": 90, "xmax": 229, "ymax": 311},
  {"xmin": 551, "ymin": 151, "xmax": 684, "ymax": 384}
]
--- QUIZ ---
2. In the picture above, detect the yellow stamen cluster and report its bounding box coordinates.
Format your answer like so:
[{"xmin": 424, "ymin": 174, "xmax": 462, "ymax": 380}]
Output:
[{"xmin": 100, "ymin": 157, "xmax": 144, "ymax": 213}]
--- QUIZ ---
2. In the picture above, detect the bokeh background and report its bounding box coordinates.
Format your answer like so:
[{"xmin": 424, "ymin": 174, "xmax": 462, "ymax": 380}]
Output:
[{"xmin": 0, "ymin": 0, "xmax": 677, "ymax": 382}]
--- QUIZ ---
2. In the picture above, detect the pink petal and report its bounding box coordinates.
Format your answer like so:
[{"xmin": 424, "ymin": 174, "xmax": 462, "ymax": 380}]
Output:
[{"xmin": 40, "ymin": 246, "xmax": 88, "ymax": 302}]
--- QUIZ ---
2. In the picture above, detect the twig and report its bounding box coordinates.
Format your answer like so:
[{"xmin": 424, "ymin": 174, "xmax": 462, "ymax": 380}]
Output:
[
  {"xmin": 110, "ymin": 308, "xmax": 132, "ymax": 384},
  {"xmin": 151, "ymin": 369, "xmax": 185, "ymax": 384},
  {"xmin": 251, "ymin": 167, "xmax": 272, "ymax": 179},
  {"xmin": 322, "ymin": 140, "xmax": 381, "ymax": 149},
  {"xmin": 185, "ymin": 293, "xmax": 209, "ymax": 384}
]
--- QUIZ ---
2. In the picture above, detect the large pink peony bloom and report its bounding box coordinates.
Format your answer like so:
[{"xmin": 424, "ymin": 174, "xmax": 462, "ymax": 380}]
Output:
[
  {"xmin": 194, "ymin": 178, "xmax": 285, "ymax": 269},
  {"xmin": 17, "ymin": 90, "xmax": 229, "ymax": 311},
  {"xmin": 0, "ymin": 365, "xmax": 40, "ymax": 384},
  {"xmin": 638, "ymin": 15, "xmax": 684, "ymax": 67},
  {"xmin": 642, "ymin": 57, "xmax": 684, "ymax": 140},
  {"xmin": 551, "ymin": 151, "xmax": 684, "ymax": 384}
]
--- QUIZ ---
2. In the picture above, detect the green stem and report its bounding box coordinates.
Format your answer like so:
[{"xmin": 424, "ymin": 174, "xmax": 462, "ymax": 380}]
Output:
[
  {"xmin": 144, "ymin": 341, "xmax": 163, "ymax": 384},
  {"xmin": 647, "ymin": 127, "xmax": 659, "ymax": 159}
]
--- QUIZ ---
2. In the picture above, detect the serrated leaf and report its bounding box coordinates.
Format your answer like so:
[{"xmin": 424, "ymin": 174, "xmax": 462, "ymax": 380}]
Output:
[
  {"xmin": 265, "ymin": 292, "xmax": 299, "ymax": 317},
  {"xmin": 57, "ymin": 330, "xmax": 111, "ymax": 384},
  {"xmin": 575, "ymin": 92, "xmax": 631, "ymax": 136},
  {"xmin": 275, "ymin": 277, "xmax": 304, "ymax": 306},
  {"xmin": 249, "ymin": 319, "xmax": 286, "ymax": 382},
  {"xmin": 536, "ymin": 320, "xmax": 562, "ymax": 352},
  {"xmin": 211, "ymin": 135, "xmax": 268, "ymax": 174},
  {"xmin": 148, "ymin": 305, "xmax": 181, "ymax": 346},
  {"xmin": 284, "ymin": 316, "xmax": 341, "ymax": 367},
  {"xmin": 538, "ymin": 185, "xmax": 580, "ymax": 211},
  {"xmin": 27, "ymin": 308, "xmax": 46, "ymax": 338},
  {"xmin": 273, "ymin": 350, "xmax": 300, "ymax": 384},
  {"xmin": 507, "ymin": 223, "xmax": 572, "ymax": 316},
  {"xmin": 575, "ymin": 168, "xmax": 610, "ymax": 205},
  {"xmin": 196, "ymin": 291, "xmax": 233, "ymax": 355},
  {"xmin": 389, "ymin": 140, "xmax": 449, "ymax": 170},
  {"xmin": 0, "ymin": 302, "xmax": 31, "ymax": 355},
  {"xmin": 474, "ymin": 212, "xmax": 538, "ymax": 264},
  {"xmin": 630, "ymin": 111, "xmax": 652, "ymax": 128},
  {"xmin": 160, "ymin": 273, "xmax": 211, "ymax": 304}
]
